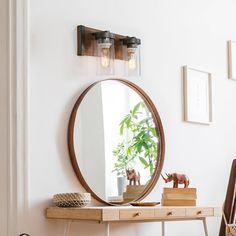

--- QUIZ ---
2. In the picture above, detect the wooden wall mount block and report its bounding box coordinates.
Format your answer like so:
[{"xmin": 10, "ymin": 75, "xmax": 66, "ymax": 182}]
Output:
[{"xmin": 77, "ymin": 25, "xmax": 126, "ymax": 60}]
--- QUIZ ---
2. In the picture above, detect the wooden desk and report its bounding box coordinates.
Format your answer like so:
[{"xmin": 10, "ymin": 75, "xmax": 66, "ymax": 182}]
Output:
[{"xmin": 46, "ymin": 206, "xmax": 221, "ymax": 236}]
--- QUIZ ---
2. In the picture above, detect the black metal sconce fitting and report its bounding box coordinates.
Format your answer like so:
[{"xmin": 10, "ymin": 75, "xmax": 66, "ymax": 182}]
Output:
[{"xmin": 122, "ymin": 37, "xmax": 141, "ymax": 48}]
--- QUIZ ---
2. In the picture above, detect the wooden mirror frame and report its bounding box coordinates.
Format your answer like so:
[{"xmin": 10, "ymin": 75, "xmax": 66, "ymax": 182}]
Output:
[{"xmin": 68, "ymin": 79, "xmax": 165, "ymax": 205}]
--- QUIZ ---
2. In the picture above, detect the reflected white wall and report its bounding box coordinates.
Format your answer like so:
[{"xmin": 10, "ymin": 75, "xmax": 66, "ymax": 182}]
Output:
[
  {"xmin": 101, "ymin": 82, "xmax": 130, "ymax": 197},
  {"xmin": 75, "ymin": 84, "xmax": 106, "ymax": 199}
]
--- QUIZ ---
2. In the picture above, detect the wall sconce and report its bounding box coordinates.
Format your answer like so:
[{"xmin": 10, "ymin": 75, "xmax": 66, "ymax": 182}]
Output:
[
  {"xmin": 77, "ymin": 25, "xmax": 141, "ymax": 76},
  {"xmin": 122, "ymin": 37, "xmax": 141, "ymax": 76},
  {"xmin": 94, "ymin": 31, "xmax": 115, "ymax": 75}
]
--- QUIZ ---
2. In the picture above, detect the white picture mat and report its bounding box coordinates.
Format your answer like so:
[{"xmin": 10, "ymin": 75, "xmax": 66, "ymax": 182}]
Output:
[
  {"xmin": 184, "ymin": 67, "xmax": 212, "ymax": 124},
  {"xmin": 228, "ymin": 41, "xmax": 236, "ymax": 80}
]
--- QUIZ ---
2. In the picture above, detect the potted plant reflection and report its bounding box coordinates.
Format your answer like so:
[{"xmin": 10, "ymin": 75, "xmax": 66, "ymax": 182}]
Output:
[{"xmin": 113, "ymin": 101, "xmax": 158, "ymax": 201}]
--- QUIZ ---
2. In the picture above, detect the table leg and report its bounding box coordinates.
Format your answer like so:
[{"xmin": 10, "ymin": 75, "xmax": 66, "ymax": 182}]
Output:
[
  {"xmin": 161, "ymin": 221, "xmax": 165, "ymax": 236},
  {"xmin": 63, "ymin": 220, "xmax": 72, "ymax": 236},
  {"xmin": 202, "ymin": 218, "xmax": 208, "ymax": 236},
  {"xmin": 105, "ymin": 222, "xmax": 110, "ymax": 236}
]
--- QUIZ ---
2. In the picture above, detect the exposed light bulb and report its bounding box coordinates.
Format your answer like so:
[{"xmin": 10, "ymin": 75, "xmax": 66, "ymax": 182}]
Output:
[
  {"xmin": 122, "ymin": 36, "xmax": 141, "ymax": 76},
  {"xmin": 94, "ymin": 31, "xmax": 115, "ymax": 75},
  {"xmin": 99, "ymin": 42, "xmax": 112, "ymax": 68},
  {"xmin": 127, "ymin": 48, "xmax": 137, "ymax": 70},
  {"xmin": 101, "ymin": 47, "xmax": 110, "ymax": 68}
]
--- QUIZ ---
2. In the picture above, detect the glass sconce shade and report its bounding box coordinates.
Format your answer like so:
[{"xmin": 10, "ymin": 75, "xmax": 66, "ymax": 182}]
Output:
[
  {"xmin": 94, "ymin": 31, "xmax": 115, "ymax": 75},
  {"xmin": 123, "ymin": 37, "xmax": 141, "ymax": 77}
]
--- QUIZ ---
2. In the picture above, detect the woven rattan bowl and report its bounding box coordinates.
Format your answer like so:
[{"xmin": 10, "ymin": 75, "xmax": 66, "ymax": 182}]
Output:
[{"xmin": 53, "ymin": 192, "xmax": 91, "ymax": 207}]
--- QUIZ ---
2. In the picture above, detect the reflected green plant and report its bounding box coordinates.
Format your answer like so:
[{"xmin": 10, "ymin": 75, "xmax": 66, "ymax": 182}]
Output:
[{"xmin": 113, "ymin": 101, "xmax": 158, "ymax": 178}]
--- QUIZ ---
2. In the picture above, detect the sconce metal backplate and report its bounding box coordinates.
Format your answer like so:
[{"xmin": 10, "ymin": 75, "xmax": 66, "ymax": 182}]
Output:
[{"xmin": 77, "ymin": 25, "xmax": 129, "ymax": 60}]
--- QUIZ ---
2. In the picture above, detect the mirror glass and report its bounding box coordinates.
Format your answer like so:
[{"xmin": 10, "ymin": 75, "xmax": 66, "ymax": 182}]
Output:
[{"xmin": 69, "ymin": 80, "xmax": 164, "ymax": 204}]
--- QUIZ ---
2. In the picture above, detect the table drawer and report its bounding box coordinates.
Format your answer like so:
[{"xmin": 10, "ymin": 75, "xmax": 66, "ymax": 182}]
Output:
[
  {"xmin": 119, "ymin": 209, "xmax": 154, "ymax": 220},
  {"xmin": 186, "ymin": 207, "xmax": 214, "ymax": 217},
  {"xmin": 155, "ymin": 208, "xmax": 186, "ymax": 218}
]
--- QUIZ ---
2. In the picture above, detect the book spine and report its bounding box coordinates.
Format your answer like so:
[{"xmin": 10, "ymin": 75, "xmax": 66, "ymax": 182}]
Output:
[
  {"xmin": 163, "ymin": 188, "xmax": 197, "ymax": 194},
  {"xmin": 126, "ymin": 186, "xmax": 146, "ymax": 194},
  {"xmin": 162, "ymin": 199, "xmax": 196, "ymax": 206},
  {"xmin": 162, "ymin": 193, "xmax": 197, "ymax": 200},
  {"xmin": 123, "ymin": 193, "xmax": 141, "ymax": 198}
]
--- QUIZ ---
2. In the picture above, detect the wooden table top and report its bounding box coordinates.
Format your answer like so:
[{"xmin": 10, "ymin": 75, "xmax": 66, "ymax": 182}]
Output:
[{"xmin": 46, "ymin": 206, "xmax": 221, "ymax": 222}]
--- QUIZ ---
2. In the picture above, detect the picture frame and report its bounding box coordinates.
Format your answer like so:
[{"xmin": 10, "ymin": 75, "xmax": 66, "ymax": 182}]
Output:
[
  {"xmin": 228, "ymin": 40, "xmax": 236, "ymax": 80},
  {"xmin": 183, "ymin": 66, "xmax": 213, "ymax": 125}
]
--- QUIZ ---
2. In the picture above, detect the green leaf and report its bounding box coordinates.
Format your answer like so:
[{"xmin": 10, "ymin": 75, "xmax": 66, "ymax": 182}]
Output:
[
  {"xmin": 142, "ymin": 142, "xmax": 149, "ymax": 150},
  {"xmin": 126, "ymin": 116, "xmax": 131, "ymax": 128},
  {"xmin": 139, "ymin": 157, "xmax": 148, "ymax": 167},
  {"xmin": 120, "ymin": 122, "xmax": 124, "ymax": 135},
  {"xmin": 150, "ymin": 162, "xmax": 154, "ymax": 176},
  {"xmin": 135, "ymin": 142, "xmax": 143, "ymax": 152},
  {"xmin": 150, "ymin": 127, "xmax": 157, "ymax": 136},
  {"xmin": 132, "ymin": 102, "xmax": 141, "ymax": 115}
]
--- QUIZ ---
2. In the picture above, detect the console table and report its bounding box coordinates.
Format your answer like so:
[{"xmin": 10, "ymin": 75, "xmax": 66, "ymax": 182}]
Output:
[{"xmin": 46, "ymin": 206, "xmax": 221, "ymax": 236}]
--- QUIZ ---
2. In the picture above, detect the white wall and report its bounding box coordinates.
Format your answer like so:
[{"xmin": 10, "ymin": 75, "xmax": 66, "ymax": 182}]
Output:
[{"xmin": 28, "ymin": 0, "xmax": 236, "ymax": 235}]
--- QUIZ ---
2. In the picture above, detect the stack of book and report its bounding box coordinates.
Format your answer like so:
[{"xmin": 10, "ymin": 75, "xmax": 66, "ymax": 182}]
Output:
[
  {"xmin": 123, "ymin": 185, "xmax": 146, "ymax": 202},
  {"xmin": 161, "ymin": 188, "xmax": 197, "ymax": 206},
  {"xmin": 107, "ymin": 195, "xmax": 123, "ymax": 204}
]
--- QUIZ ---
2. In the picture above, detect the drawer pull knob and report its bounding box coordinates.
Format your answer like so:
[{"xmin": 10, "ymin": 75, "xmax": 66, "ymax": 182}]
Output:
[
  {"xmin": 134, "ymin": 212, "xmax": 141, "ymax": 217},
  {"xmin": 167, "ymin": 211, "xmax": 173, "ymax": 216},
  {"xmin": 197, "ymin": 211, "xmax": 202, "ymax": 215}
]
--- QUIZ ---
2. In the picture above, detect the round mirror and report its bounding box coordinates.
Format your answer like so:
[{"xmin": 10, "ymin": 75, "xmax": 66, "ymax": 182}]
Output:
[{"xmin": 68, "ymin": 79, "xmax": 165, "ymax": 205}]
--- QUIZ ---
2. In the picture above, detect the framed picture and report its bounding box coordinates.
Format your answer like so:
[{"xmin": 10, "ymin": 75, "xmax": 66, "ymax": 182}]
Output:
[
  {"xmin": 183, "ymin": 66, "xmax": 212, "ymax": 125},
  {"xmin": 228, "ymin": 40, "xmax": 236, "ymax": 80}
]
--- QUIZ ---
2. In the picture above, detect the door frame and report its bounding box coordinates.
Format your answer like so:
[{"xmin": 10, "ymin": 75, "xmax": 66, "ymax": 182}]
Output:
[
  {"xmin": 0, "ymin": 0, "xmax": 11, "ymax": 234},
  {"xmin": 0, "ymin": 0, "xmax": 29, "ymax": 235}
]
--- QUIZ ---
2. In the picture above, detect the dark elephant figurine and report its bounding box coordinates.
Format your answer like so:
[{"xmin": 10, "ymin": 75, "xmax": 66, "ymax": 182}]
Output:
[
  {"xmin": 126, "ymin": 169, "xmax": 140, "ymax": 185},
  {"xmin": 161, "ymin": 173, "xmax": 190, "ymax": 188}
]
